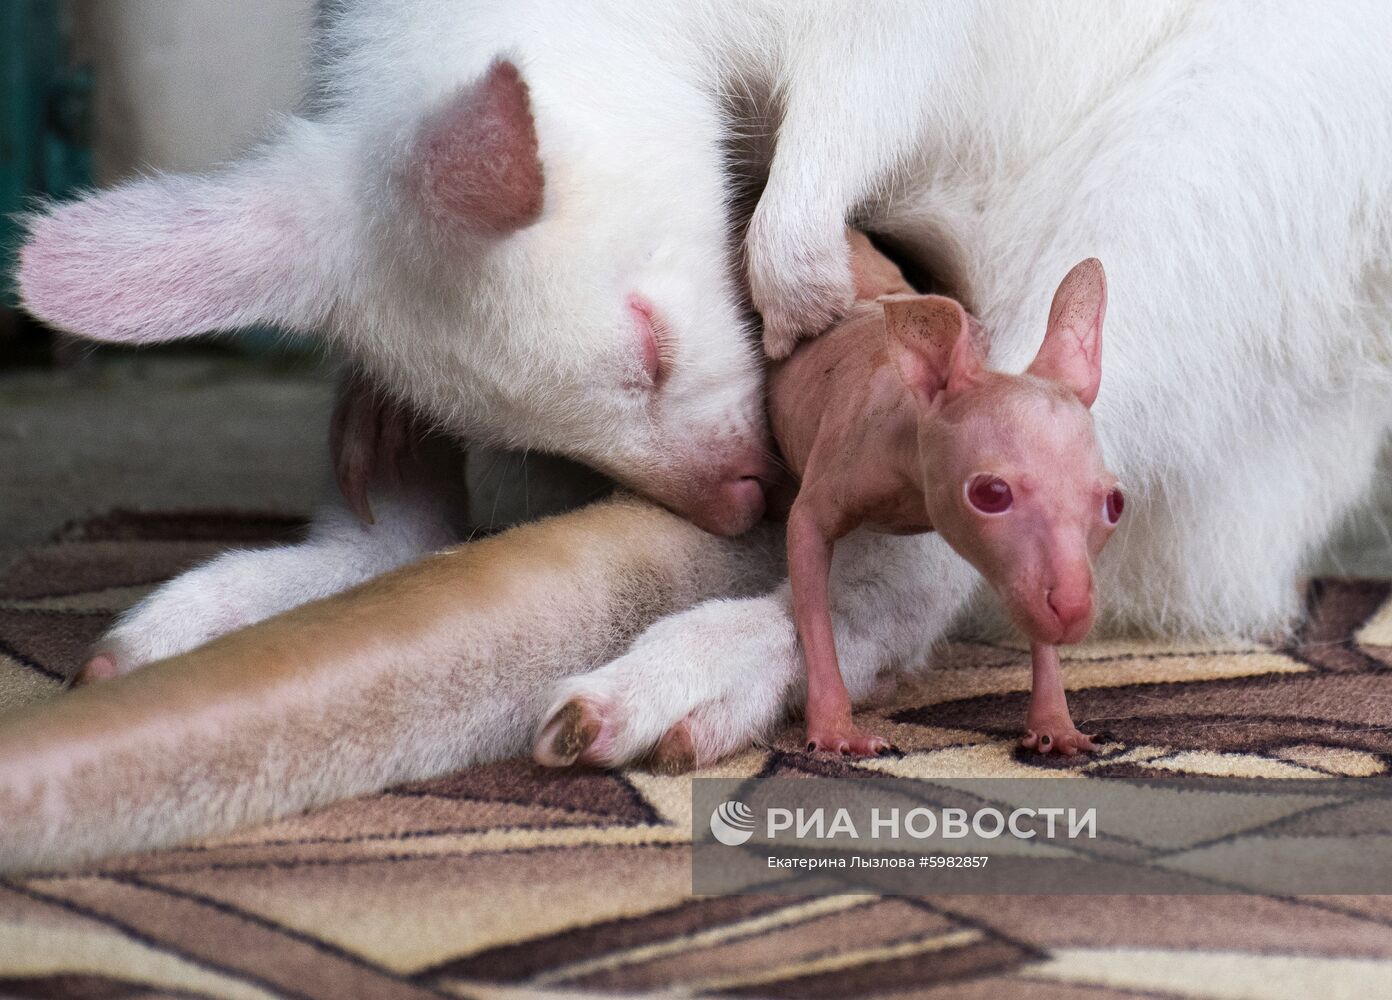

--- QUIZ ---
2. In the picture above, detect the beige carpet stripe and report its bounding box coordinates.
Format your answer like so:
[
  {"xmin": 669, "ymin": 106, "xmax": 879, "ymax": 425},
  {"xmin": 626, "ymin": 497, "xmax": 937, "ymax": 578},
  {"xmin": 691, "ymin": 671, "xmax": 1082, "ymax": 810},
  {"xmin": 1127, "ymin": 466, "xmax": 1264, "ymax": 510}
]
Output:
[
  {"xmin": 1020, "ymin": 948, "xmax": 1392, "ymax": 1000},
  {"xmin": 0, "ymin": 910, "xmax": 280, "ymax": 1000},
  {"xmin": 1356, "ymin": 594, "xmax": 1392, "ymax": 646},
  {"xmin": 98, "ymin": 822, "xmax": 695, "ymax": 877},
  {"xmin": 533, "ymin": 895, "xmax": 873, "ymax": 986},
  {"xmin": 25, "ymin": 876, "xmax": 442, "ymax": 1000},
  {"xmin": 0, "ymin": 657, "xmax": 62, "ymax": 715},
  {"xmin": 964, "ymin": 636, "xmax": 1269, "ymax": 660},
  {"xmin": 688, "ymin": 927, "xmax": 984, "ymax": 993},
  {"xmin": 903, "ymin": 653, "xmax": 1305, "ymax": 707}
]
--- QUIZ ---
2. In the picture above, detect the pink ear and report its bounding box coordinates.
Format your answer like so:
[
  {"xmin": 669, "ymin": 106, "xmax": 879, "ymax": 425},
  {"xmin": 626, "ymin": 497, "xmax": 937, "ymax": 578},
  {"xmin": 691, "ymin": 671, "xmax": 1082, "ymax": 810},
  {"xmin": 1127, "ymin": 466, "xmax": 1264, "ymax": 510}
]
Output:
[
  {"xmin": 409, "ymin": 60, "xmax": 544, "ymax": 236},
  {"xmin": 1029, "ymin": 258, "xmax": 1106, "ymax": 407},
  {"xmin": 883, "ymin": 295, "xmax": 981, "ymax": 404}
]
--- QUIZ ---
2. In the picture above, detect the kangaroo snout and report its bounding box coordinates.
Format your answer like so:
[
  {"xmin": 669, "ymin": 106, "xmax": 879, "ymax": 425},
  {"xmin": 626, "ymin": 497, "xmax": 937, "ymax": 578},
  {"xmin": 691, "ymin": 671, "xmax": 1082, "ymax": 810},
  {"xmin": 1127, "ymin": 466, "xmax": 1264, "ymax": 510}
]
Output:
[
  {"xmin": 1045, "ymin": 586, "xmax": 1094, "ymax": 645},
  {"xmin": 1006, "ymin": 577, "xmax": 1095, "ymax": 646},
  {"xmin": 657, "ymin": 443, "xmax": 769, "ymax": 536},
  {"xmin": 684, "ymin": 454, "xmax": 771, "ymax": 536}
]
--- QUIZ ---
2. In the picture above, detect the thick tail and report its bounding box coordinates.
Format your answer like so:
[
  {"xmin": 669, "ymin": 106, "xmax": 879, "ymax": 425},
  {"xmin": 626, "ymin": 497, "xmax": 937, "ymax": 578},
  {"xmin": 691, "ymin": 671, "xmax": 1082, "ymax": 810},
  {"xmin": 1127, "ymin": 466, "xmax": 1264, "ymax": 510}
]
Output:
[{"xmin": 0, "ymin": 496, "xmax": 776, "ymax": 873}]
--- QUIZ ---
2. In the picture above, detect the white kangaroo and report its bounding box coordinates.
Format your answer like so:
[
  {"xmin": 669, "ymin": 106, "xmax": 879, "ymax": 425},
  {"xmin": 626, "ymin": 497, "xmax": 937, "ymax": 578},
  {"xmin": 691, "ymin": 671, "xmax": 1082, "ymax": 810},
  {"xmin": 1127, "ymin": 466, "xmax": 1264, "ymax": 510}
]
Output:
[{"xmin": 6, "ymin": 0, "xmax": 1392, "ymax": 870}]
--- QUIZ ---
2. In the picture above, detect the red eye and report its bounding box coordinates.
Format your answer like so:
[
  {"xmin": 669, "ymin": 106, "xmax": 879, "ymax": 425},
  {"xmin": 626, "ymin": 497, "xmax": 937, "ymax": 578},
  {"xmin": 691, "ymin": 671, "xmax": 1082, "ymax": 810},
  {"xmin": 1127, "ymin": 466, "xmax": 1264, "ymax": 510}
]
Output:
[
  {"xmin": 1104, "ymin": 487, "xmax": 1125, "ymax": 525},
  {"xmin": 966, "ymin": 474, "xmax": 1013, "ymax": 514}
]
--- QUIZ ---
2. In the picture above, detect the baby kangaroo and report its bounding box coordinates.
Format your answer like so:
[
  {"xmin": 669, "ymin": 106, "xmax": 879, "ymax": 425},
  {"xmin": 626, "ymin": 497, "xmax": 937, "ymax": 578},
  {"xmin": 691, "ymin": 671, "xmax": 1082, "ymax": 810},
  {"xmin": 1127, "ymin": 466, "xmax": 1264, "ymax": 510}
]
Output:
[{"xmin": 771, "ymin": 232, "xmax": 1122, "ymax": 757}]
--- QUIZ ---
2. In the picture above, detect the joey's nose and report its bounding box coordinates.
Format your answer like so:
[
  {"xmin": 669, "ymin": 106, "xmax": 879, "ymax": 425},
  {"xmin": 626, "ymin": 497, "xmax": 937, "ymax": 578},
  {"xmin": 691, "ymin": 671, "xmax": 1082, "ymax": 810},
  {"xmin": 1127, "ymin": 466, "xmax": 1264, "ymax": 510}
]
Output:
[{"xmin": 1046, "ymin": 588, "xmax": 1094, "ymax": 644}]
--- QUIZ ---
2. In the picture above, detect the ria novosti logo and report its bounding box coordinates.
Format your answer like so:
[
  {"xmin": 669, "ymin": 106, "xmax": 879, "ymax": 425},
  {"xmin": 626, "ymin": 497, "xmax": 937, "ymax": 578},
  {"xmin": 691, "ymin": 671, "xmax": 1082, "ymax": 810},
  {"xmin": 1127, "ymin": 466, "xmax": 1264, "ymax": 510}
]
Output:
[
  {"xmin": 706, "ymin": 797, "xmax": 1098, "ymax": 847},
  {"xmin": 709, "ymin": 800, "xmax": 756, "ymax": 846}
]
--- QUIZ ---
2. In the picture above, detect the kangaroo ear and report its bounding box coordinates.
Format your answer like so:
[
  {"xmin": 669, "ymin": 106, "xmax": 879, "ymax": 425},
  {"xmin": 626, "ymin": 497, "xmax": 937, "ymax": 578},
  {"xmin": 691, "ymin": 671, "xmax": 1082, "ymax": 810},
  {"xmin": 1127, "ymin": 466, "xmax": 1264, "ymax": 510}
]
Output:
[
  {"xmin": 1029, "ymin": 258, "xmax": 1106, "ymax": 407},
  {"xmin": 883, "ymin": 295, "xmax": 981, "ymax": 405},
  {"xmin": 406, "ymin": 60, "xmax": 544, "ymax": 237},
  {"xmin": 17, "ymin": 122, "xmax": 343, "ymax": 344}
]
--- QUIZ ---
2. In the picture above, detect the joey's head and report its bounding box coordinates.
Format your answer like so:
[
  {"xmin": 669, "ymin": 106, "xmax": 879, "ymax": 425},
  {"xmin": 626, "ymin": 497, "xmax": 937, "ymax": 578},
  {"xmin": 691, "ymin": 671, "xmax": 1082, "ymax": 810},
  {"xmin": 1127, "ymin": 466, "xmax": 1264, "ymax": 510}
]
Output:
[
  {"xmin": 884, "ymin": 260, "xmax": 1121, "ymax": 645},
  {"xmin": 17, "ymin": 60, "xmax": 770, "ymax": 535}
]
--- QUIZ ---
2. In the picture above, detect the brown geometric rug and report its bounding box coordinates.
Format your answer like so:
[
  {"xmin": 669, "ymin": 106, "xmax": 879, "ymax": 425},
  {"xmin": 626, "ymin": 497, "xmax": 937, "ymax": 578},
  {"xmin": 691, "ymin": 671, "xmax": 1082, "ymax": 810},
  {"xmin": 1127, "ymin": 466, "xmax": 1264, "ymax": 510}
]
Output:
[{"xmin": 1, "ymin": 510, "xmax": 1391, "ymax": 999}]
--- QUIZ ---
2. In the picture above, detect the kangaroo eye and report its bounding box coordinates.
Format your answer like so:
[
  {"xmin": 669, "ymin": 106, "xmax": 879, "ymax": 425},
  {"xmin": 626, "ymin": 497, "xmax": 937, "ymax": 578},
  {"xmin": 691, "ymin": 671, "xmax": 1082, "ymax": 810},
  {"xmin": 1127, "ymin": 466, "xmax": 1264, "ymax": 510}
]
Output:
[
  {"xmin": 1104, "ymin": 487, "xmax": 1125, "ymax": 525},
  {"xmin": 627, "ymin": 294, "xmax": 670, "ymax": 389},
  {"xmin": 966, "ymin": 474, "xmax": 1013, "ymax": 514}
]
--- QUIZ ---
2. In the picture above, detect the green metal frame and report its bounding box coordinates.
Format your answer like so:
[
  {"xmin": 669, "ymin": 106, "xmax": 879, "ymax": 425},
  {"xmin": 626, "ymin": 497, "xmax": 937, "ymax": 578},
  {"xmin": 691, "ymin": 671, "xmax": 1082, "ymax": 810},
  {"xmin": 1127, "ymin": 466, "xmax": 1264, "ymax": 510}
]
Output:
[{"xmin": 1, "ymin": 0, "xmax": 91, "ymax": 307}]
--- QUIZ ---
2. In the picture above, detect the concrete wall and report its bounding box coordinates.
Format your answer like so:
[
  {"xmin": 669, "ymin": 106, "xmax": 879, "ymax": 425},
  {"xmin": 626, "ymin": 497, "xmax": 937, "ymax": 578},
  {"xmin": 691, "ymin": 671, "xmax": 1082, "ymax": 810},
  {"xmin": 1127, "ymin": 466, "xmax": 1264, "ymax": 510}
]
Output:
[{"xmin": 73, "ymin": 0, "xmax": 319, "ymax": 183}]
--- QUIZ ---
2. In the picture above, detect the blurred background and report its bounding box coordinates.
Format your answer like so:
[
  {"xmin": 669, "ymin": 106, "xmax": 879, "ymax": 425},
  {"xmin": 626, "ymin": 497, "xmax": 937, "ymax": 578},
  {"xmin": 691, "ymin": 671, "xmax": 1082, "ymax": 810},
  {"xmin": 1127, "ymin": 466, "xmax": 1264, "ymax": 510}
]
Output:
[{"xmin": 1, "ymin": 0, "xmax": 328, "ymax": 567}]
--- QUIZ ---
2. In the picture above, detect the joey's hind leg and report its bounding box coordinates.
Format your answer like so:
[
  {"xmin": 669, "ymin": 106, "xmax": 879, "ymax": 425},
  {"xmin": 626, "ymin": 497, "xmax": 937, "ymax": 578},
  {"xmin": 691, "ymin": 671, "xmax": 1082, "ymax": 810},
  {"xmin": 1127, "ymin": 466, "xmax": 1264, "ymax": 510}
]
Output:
[{"xmin": 1019, "ymin": 643, "xmax": 1097, "ymax": 756}]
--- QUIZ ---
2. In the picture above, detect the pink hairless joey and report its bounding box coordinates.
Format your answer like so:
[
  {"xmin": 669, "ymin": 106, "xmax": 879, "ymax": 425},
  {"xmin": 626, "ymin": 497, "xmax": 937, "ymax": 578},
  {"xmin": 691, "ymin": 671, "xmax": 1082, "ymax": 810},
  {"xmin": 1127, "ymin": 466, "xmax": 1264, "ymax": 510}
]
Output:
[{"xmin": 769, "ymin": 231, "xmax": 1121, "ymax": 757}]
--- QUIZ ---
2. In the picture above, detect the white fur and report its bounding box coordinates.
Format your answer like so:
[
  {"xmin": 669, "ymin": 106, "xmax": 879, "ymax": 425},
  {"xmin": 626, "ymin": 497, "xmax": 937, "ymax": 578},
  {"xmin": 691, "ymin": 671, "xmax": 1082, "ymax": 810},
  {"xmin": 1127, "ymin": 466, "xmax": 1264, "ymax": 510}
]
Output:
[
  {"xmin": 548, "ymin": 531, "xmax": 981, "ymax": 767},
  {"xmin": 96, "ymin": 486, "xmax": 458, "ymax": 669},
  {"xmin": 15, "ymin": 2, "xmax": 1392, "ymax": 766}
]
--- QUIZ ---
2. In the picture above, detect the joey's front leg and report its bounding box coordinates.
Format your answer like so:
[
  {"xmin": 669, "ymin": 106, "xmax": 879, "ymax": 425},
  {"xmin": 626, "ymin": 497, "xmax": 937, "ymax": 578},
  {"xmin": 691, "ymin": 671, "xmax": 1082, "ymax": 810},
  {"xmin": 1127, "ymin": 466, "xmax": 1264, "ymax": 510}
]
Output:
[
  {"xmin": 787, "ymin": 504, "xmax": 890, "ymax": 757},
  {"xmin": 1021, "ymin": 643, "xmax": 1098, "ymax": 756}
]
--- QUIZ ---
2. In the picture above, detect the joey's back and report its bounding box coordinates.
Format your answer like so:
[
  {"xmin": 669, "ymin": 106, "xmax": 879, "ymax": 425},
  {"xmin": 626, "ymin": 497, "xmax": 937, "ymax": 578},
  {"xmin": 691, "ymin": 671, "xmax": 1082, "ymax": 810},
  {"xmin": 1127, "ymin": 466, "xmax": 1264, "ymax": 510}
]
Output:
[{"xmin": 770, "ymin": 303, "xmax": 932, "ymax": 535}]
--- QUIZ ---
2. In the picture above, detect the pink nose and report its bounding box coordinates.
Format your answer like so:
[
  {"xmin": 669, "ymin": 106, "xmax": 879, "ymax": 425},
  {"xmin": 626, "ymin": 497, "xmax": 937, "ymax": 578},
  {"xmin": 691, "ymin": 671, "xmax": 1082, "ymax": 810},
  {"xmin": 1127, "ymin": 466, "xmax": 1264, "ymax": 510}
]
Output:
[
  {"xmin": 717, "ymin": 474, "xmax": 767, "ymax": 530},
  {"xmin": 1046, "ymin": 588, "xmax": 1093, "ymax": 641},
  {"xmin": 679, "ymin": 452, "xmax": 772, "ymax": 536}
]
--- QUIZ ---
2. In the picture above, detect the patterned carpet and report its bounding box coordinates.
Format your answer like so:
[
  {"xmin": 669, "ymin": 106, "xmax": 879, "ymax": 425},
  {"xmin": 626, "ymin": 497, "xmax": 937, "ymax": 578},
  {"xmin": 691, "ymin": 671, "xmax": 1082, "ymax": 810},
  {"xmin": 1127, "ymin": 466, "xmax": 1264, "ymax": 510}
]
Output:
[{"xmin": 1, "ymin": 511, "xmax": 1392, "ymax": 999}]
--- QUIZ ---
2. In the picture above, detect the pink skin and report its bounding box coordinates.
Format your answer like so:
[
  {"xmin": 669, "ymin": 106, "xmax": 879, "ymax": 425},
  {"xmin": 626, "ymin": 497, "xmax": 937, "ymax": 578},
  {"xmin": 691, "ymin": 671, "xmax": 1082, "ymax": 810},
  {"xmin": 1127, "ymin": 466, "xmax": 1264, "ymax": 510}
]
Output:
[
  {"xmin": 769, "ymin": 232, "xmax": 1121, "ymax": 756},
  {"xmin": 411, "ymin": 60, "xmax": 544, "ymax": 236},
  {"xmin": 328, "ymin": 368, "xmax": 424, "ymax": 527}
]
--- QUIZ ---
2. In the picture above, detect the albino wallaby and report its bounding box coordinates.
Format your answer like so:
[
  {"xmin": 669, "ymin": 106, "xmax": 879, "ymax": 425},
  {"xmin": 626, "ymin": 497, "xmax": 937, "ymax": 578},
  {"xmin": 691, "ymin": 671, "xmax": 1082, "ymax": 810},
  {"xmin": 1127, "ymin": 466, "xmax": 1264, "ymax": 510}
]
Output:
[
  {"xmin": 7, "ymin": 1, "xmax": 1392, "ymax": 868},
  {"xmin": 774, "ymin": 240, "xmax": 1116, "ymax": 757}
]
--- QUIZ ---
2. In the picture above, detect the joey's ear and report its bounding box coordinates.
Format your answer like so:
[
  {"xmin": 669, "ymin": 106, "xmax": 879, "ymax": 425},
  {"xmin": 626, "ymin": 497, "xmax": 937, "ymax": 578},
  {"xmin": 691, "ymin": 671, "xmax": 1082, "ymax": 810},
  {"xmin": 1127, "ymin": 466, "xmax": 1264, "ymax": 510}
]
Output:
[
  {"xmin": 847, "ymin": 228, "xmax": 912, "ymax": 300},
  {"xmin": 883, "ymin": 295, "xmax": 981, "ymax": 404},
  {"xmin": 406, "ymin": 60, "xmax": 544, "ymax": 236},
  {"xmin": 17, "ymin": 121, "xmax": 343, "ymax": 344},
  {"xmin": 1029, "ymin": 258, "xmax": 1106, "ymax": 407}
]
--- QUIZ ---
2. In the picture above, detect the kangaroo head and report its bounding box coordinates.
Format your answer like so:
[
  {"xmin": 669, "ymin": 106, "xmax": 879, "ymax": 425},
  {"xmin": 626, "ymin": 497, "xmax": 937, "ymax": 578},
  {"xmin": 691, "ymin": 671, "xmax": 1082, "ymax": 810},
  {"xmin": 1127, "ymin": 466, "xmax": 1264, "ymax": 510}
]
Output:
[
  {"xmin": 18, "ymin": 59, "xmax": 770, "ymax": 534},
  {"xmin": 884, "ymin": 260, "xmax": 1123, "ymax": 643}
]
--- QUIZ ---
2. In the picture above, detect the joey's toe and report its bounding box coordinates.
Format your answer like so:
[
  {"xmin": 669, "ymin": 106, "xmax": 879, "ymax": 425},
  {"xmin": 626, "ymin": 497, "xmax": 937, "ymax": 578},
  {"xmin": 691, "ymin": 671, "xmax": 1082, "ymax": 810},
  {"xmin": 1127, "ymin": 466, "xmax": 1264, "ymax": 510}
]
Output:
[
  {"xmin": 805, "ymin": 724, "xmax": 890, "ymax": 759},
  {"xmin": 1021, "ymin": 723, "xmax": 1099, "ymax": 757}
]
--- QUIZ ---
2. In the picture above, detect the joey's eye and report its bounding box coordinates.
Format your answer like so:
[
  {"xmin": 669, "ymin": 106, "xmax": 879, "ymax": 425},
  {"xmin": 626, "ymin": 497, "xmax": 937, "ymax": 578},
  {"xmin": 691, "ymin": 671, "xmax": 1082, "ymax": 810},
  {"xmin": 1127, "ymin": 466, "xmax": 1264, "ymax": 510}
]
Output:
[
  {"xmin": 966, "ymin": 474, "xmax": 1013, "ymax": 514},
  {"xmin": 1104, "ymin": 487, "xmax": 1125, "ymax": 525}
]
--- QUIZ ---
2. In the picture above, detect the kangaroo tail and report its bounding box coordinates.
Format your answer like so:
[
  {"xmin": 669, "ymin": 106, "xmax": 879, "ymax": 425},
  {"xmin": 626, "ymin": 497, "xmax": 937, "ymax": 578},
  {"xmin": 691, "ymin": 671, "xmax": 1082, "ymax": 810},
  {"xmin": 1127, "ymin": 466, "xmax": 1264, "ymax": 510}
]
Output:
[{"xmin": 0, "ymin": 496, "xmax": 774, "ymax": 873}]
